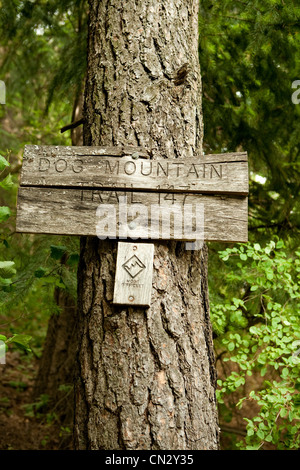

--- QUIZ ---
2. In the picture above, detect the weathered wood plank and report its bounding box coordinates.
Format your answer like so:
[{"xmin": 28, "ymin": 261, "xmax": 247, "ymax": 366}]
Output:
[
  {"xmin": 16, "ymin": 187, "xmax": 248, "ymax": 242},
  {"xmin": 113, "ymin": 242, "xmax": 154, "ymax": 307},
  {"xmin": 20, "ymin": 145, "xmax": 249, "ymax": 196}
]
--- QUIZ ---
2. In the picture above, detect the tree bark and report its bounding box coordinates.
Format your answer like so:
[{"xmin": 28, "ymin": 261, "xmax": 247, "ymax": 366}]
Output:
[
  {"xmin": 74, "ymin": 0, "xmax": 219, "ymax": 450},
  {"xmin": 32, "ymin": 89, "xmax": 84, "ymax": 418},
  {"xmin": 33, "ymin": 288, "xmax": 77, "ymax": 412}
]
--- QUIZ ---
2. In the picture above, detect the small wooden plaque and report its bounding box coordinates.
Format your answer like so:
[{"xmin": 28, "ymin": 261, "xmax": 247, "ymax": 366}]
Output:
[{"xmin": 113, "ymin": 242, "xmax": 154, "ymax": 307}]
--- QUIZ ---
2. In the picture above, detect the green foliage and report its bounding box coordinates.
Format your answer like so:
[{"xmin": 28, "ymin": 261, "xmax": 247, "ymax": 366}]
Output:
[
  {"xmin": 0, "ymin": 2, "xmax": 83, "ymax": 356},
  {"xmin": 0, "ymin": 206, "xmax": 11, "ymax": 223},
  {"xmin": 0, "ymin": 261, "xmax": 16, "ymax": 279},
  {"xmin": 23, "ymin": 394, "xmax": 50, "ymax": 418},
  {"xmin": 212, "ymin": 241, "xmax": 300, "ymax": 449},
  {"xmin": 0, "ymin": 155, "xmax": 12, "ymax": 226},
  {"xmin": 8, "ymin": 381, "xmax": 28, "ymax": 391},
  {"xmin": 50, "ymin": 245, "xmax": 67, "ymax": 260},
  {"xmin": 0, "ymin": 155, "xmax": 10, "ymax": 171},
  {"xmin": 0, "ymin": 1, "xmax": 86, "ymax": 155},
  {"xmin": 6, "ymin": 334, "xmax": 32, "ymax": 353},
  {"xmin": 0, "ymin": 152, "xmax": 78, "ymax": 354},
  {"xmin": 201, "ymin": 5, "xmax": 300, "ymax": 444},
  {"xmin": 200, "ymin": 0, "xmax": 300, "ymax": 241},
  {"xmin": 0, "ymin": 154, "xmax": 31, "ymax": 357}
]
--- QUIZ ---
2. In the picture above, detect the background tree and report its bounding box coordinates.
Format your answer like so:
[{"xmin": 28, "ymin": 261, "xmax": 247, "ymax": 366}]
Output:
[{"xmin": 0, "ymin": 0, "xmax": 86, "ymax": 430}]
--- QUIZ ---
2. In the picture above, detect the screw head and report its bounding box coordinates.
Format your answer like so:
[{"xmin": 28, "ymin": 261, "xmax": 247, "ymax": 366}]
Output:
[{"xmin": 128, "ymin": 295, "xmax": 134, "ymax": 302}]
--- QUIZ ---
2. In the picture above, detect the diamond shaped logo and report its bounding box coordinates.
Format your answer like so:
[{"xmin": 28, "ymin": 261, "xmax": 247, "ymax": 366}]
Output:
[{"xmin": 122, "ymin": 255, "xmax": 146, "ymax": 279}]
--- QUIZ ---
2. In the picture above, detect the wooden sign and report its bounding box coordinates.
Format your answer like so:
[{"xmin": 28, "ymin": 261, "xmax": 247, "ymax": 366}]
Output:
[
  {"xmin": 16, "ymin": 187, "xmax": 247, "ymax": 242},
  {"xmin": 113, "ymin": 242, "xmax": 154, "ymax": 307},
  {"xmin": 16, "ymin": 145, "xmax": 248, "ymax": 243},
  {"xmin": 19, "ymin": 145, "xmax": 248, "ymax": 195}
]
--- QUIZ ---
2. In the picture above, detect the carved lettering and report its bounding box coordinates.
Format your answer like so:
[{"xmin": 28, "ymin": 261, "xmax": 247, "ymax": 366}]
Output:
[
  {"xmin": 173, "ymin": 162, "xmax": 184, "ymax": 176},
  {"xmin": 140, "ymin": 161, "xmax": 152, "ymax": 176},
  {"xmin": 36, "ymin": 156, "xmax": 225, "ymax": 181},
  {"xmin": 107, "ymin": 191, "xmax": 120, "ymax": 203},
  {"xmin": 92, "ymin": 191, "xmax": 103, "ymax": 203},
  {"xmin": 105, "ymin": 160, "xmax": 119, "ymax": 174},
  {"xmin": 210, "ymin": 164, "xmax": 222, "ymax": 179},
  {"xmin": 39, "ymin": 158, "xmax": 50, "ymax": 172},
  {"xmin": 124, "ymin": 161, "xmax": 136, "ymax": 175},
  {"xmin": 157, "ymin": 162, "xmax": 168, "ymax": 177},
  {"xmin": 81, "ymin": 190, "xmax": 90, "ymax": 201},
  {"xmin": 186, "ymin": 164, "xmax": 199, "ymax": 178},
  {"xmin": 72, "ymin": 159, "xmax": 84, "ymax": 173},
  {"xmin": 130, "ymin": 192, "xmax": 142, "ymax": 204},
  {"xmin": 55, "ymin": 159, "xmax": 67, "ymax": 173}
]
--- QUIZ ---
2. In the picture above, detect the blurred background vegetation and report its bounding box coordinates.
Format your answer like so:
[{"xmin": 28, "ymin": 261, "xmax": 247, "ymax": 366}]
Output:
[{"xmin": 0, "ymin": 0, "xmax": 299, "ymax": 450}]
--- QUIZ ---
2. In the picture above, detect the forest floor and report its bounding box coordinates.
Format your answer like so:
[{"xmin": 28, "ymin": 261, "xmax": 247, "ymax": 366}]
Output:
[
  {"xmin": 0, "ymin": 350, "xmax": 71, "ymax": 450},
  {"xmin": 0, "ymin": 349, "xmax": 271, "ymax": 451}
]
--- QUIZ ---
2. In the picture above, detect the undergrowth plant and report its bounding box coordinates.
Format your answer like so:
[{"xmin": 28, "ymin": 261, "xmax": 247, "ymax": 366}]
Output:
[
  {"xmin": 0, "ymin": 153, "xmax": 32, "ymax": 358},
  {"xmin": 211, "ymin": 240, "xmax": 300, "ymax": 449},
  {"xmin": 0, "ymin": 154, "xmax": 79, "ymax": 358}
]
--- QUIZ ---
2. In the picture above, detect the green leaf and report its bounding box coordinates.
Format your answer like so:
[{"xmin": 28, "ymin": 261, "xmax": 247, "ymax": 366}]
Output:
[
  {"xmin": 0, "ymin": 206, "xmax": 11, "ymax": 223},
  {"xmin": 34, "ymin": 267, "xmax": 47, "ymax": 278},
  {"xmin": 0, "ymin": 174, "xmax": 14, "ymax": 190},
  {"xmin": 266, "ymin": 270, "xmax": 274, "ymax": 280},
  {"xmin": 41, "ymin": 275, "xmax": 63, "ymax": 287},
  {"xmin": 240, "ymin": 253, "xmax": 247, "ymax": 261},
  {"xmin": 0, "ymin": 155, "xmax": 10, "ymax": 172},
  {"xmin": 0, "ymin": 261, "xmax": 16, "ymax": 279},
  {"xmin": 0, "ymin": 334, "xmax": 7, "ymax": 341},
  {"xmin": 66, "ymin": 253, "xmax": 79, "ymax": 267},
  {"xmin": 257, "ymin": 429, "xmax": 265, "ymax": 439},
  {"xmin": 280, "ymin": 408, "xmax": 288, "ymax": 418},
  {"xmin": 6, "ymin": 334, "xmax": 32, "ymax": 353},
  {"xmin": 260, "ymin": 367, "xmax": 267, "ymax": 377},
  {"xmin": 50, "ymin": 245, "xmax": 67, "ymax": 260},
  {"xmin": 0, "ymin": 276, "xmax": 13, "ymax": 286}
]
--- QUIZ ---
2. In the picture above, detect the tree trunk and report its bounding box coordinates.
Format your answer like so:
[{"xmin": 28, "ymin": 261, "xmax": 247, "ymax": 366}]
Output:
[
  {"xmin": 33, "ymin": 288, "xmax": 77, "ymax": 414},
  {"xmin": 74, "ymin": 0, "xmax": 219, "ymax": 450}
]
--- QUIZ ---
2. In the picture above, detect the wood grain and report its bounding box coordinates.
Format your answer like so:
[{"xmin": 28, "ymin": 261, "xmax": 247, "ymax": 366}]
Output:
[
  {"xmin": 16, "ymin": 186, "xmax": 248, "ymax": 242},
  {"xmin": 19, "ymin": 145, "xmax": 248, "ymax": 196}
]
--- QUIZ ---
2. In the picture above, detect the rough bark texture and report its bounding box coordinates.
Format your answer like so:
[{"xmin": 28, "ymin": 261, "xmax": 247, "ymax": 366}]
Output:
[
  {"xmin": 74, "ymin": 0, "xmax": 220, "ymax": 450},
  {"xmin": 33, "ymin": 287, "xmax": 77, "ymax": 425},
  {"xmin": 32, "ymin": 94, "xmax": 84, "ymax": 419}
]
